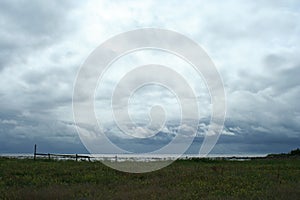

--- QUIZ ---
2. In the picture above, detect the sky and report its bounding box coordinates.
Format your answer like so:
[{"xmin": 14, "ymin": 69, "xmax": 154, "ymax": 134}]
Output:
[{"xmin": 0, "ymin": 0, "xmax": 300, "ymax": 155}]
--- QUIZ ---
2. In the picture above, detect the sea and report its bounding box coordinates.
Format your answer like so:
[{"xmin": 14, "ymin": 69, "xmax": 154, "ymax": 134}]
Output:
[{"xmin": 0, "ymin": 153, "xmax": 266, "ymax": 162}]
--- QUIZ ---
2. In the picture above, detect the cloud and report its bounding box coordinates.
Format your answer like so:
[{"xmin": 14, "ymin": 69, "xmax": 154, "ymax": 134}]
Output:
[
  {"xmin": 0, "ymin": 0, "xmax": 80, "ymax": 70},
  {"xmin": 0, "ymin": 0, "xmax": 299, "ymax": 154},
  {"xmin": 0, "ymin": 119, "xmax": 17, "ymax": 125}
]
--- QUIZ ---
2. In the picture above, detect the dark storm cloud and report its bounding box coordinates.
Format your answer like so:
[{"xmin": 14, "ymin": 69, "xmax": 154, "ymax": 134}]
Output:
[
  {"xmin": 0, "ymin": 109, "xmax": 87, "ymax": 153},
  {"xmin": 100, "ymin": 115, "xmax": 300, "ymax": 155}
]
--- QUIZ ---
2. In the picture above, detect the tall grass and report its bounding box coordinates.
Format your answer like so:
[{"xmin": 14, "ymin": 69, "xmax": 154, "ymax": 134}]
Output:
[{"xmin": 0, "ymin": 157, "xmax": 299, "ymax": 199}]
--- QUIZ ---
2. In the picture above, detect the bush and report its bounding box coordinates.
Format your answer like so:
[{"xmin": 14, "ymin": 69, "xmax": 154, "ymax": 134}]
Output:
[{"xmin": 290, "ymin": 148, "xmax": 300, "ymax": 155}]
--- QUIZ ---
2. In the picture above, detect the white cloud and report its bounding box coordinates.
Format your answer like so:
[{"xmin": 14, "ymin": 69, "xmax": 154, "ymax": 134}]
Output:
[{"xmin": 0, "ymin": 119, "xmax": 17, "ymax": 125}]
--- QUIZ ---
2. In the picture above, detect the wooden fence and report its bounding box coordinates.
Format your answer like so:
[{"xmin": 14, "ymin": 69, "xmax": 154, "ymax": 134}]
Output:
[{"xmin": 33, "ymin": 144, "xmax": 91, "ymax": 161}]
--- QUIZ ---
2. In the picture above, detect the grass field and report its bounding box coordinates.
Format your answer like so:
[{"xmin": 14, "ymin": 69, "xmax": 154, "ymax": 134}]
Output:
[{"xmin": 0, "ymin": 157, "xmax": 299, "ymax": 200}]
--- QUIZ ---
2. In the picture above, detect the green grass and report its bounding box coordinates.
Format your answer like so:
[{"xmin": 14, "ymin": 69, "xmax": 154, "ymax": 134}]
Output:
[{"xmin": 0, "ymin": 157, "xmax": 299, "ymax": 200}]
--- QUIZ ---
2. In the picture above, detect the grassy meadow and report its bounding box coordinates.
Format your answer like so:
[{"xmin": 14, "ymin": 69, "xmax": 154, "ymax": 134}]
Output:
[{"xmin": 0, "ymin": 157, "xmax": 299, "ymax": 200}]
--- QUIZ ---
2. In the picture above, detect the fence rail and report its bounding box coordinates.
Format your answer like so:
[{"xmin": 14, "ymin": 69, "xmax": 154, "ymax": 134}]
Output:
[{"xmin": 33, "ymin": 144, "xmax": 91, "ymax": 161}]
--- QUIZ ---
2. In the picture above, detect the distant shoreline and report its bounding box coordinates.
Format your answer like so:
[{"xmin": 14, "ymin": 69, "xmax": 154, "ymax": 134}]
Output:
[{"xmin": 0, "ymin": 153, "xmax": 268, "ymax": 162}]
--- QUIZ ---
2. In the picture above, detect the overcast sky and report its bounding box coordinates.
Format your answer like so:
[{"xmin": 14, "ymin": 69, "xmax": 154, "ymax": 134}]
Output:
[{"xmin": 0, "ymin": 0, "xmax": 299, "ymax": 155}]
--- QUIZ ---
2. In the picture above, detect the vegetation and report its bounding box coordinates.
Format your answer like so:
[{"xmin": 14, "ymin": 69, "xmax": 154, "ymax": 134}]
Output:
[
  {"xmin": 290, "ymin": 148, "xmax": 300, "ymax": 156},
  {"xmin": 0, "ymin": 157, "xmax": 299, "ymax": 199},
  {"xmin": 267, "ymin": 148, "xmax": 300, "ymax": 158}
]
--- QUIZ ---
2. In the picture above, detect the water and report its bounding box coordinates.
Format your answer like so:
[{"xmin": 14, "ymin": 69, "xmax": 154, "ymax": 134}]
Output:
[{"xmin": 0, "ymin": 153, "xmax": 266, "ymax": 162}]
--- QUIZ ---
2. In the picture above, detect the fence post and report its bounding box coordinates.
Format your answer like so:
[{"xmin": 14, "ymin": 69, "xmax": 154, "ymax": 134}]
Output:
[
  {"xmin": 48, "ymin": 153, "xmax": 50, "ymax": 160},
  {"xmin": 76, "ymin": 154, "xmax": 78, "ymax": 161},
  {"xmin": 34, "ymin": 144, "xmax": 37, "ymax": 160}
]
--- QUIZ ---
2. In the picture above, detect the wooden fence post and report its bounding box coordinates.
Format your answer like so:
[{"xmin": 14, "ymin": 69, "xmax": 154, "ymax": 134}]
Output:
[
  {"xmin": 76, "ymin": 154, "xmax": 78, "ymax": 161},
  {"xmin": 34, "ymin": 144, "xmax": 37, "ymax": 160}
]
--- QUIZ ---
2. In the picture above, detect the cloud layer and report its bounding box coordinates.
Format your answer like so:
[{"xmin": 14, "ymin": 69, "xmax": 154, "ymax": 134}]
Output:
[{"xmin": 0, "ymin": 0, "xmax": 299, "ymax": 154}]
